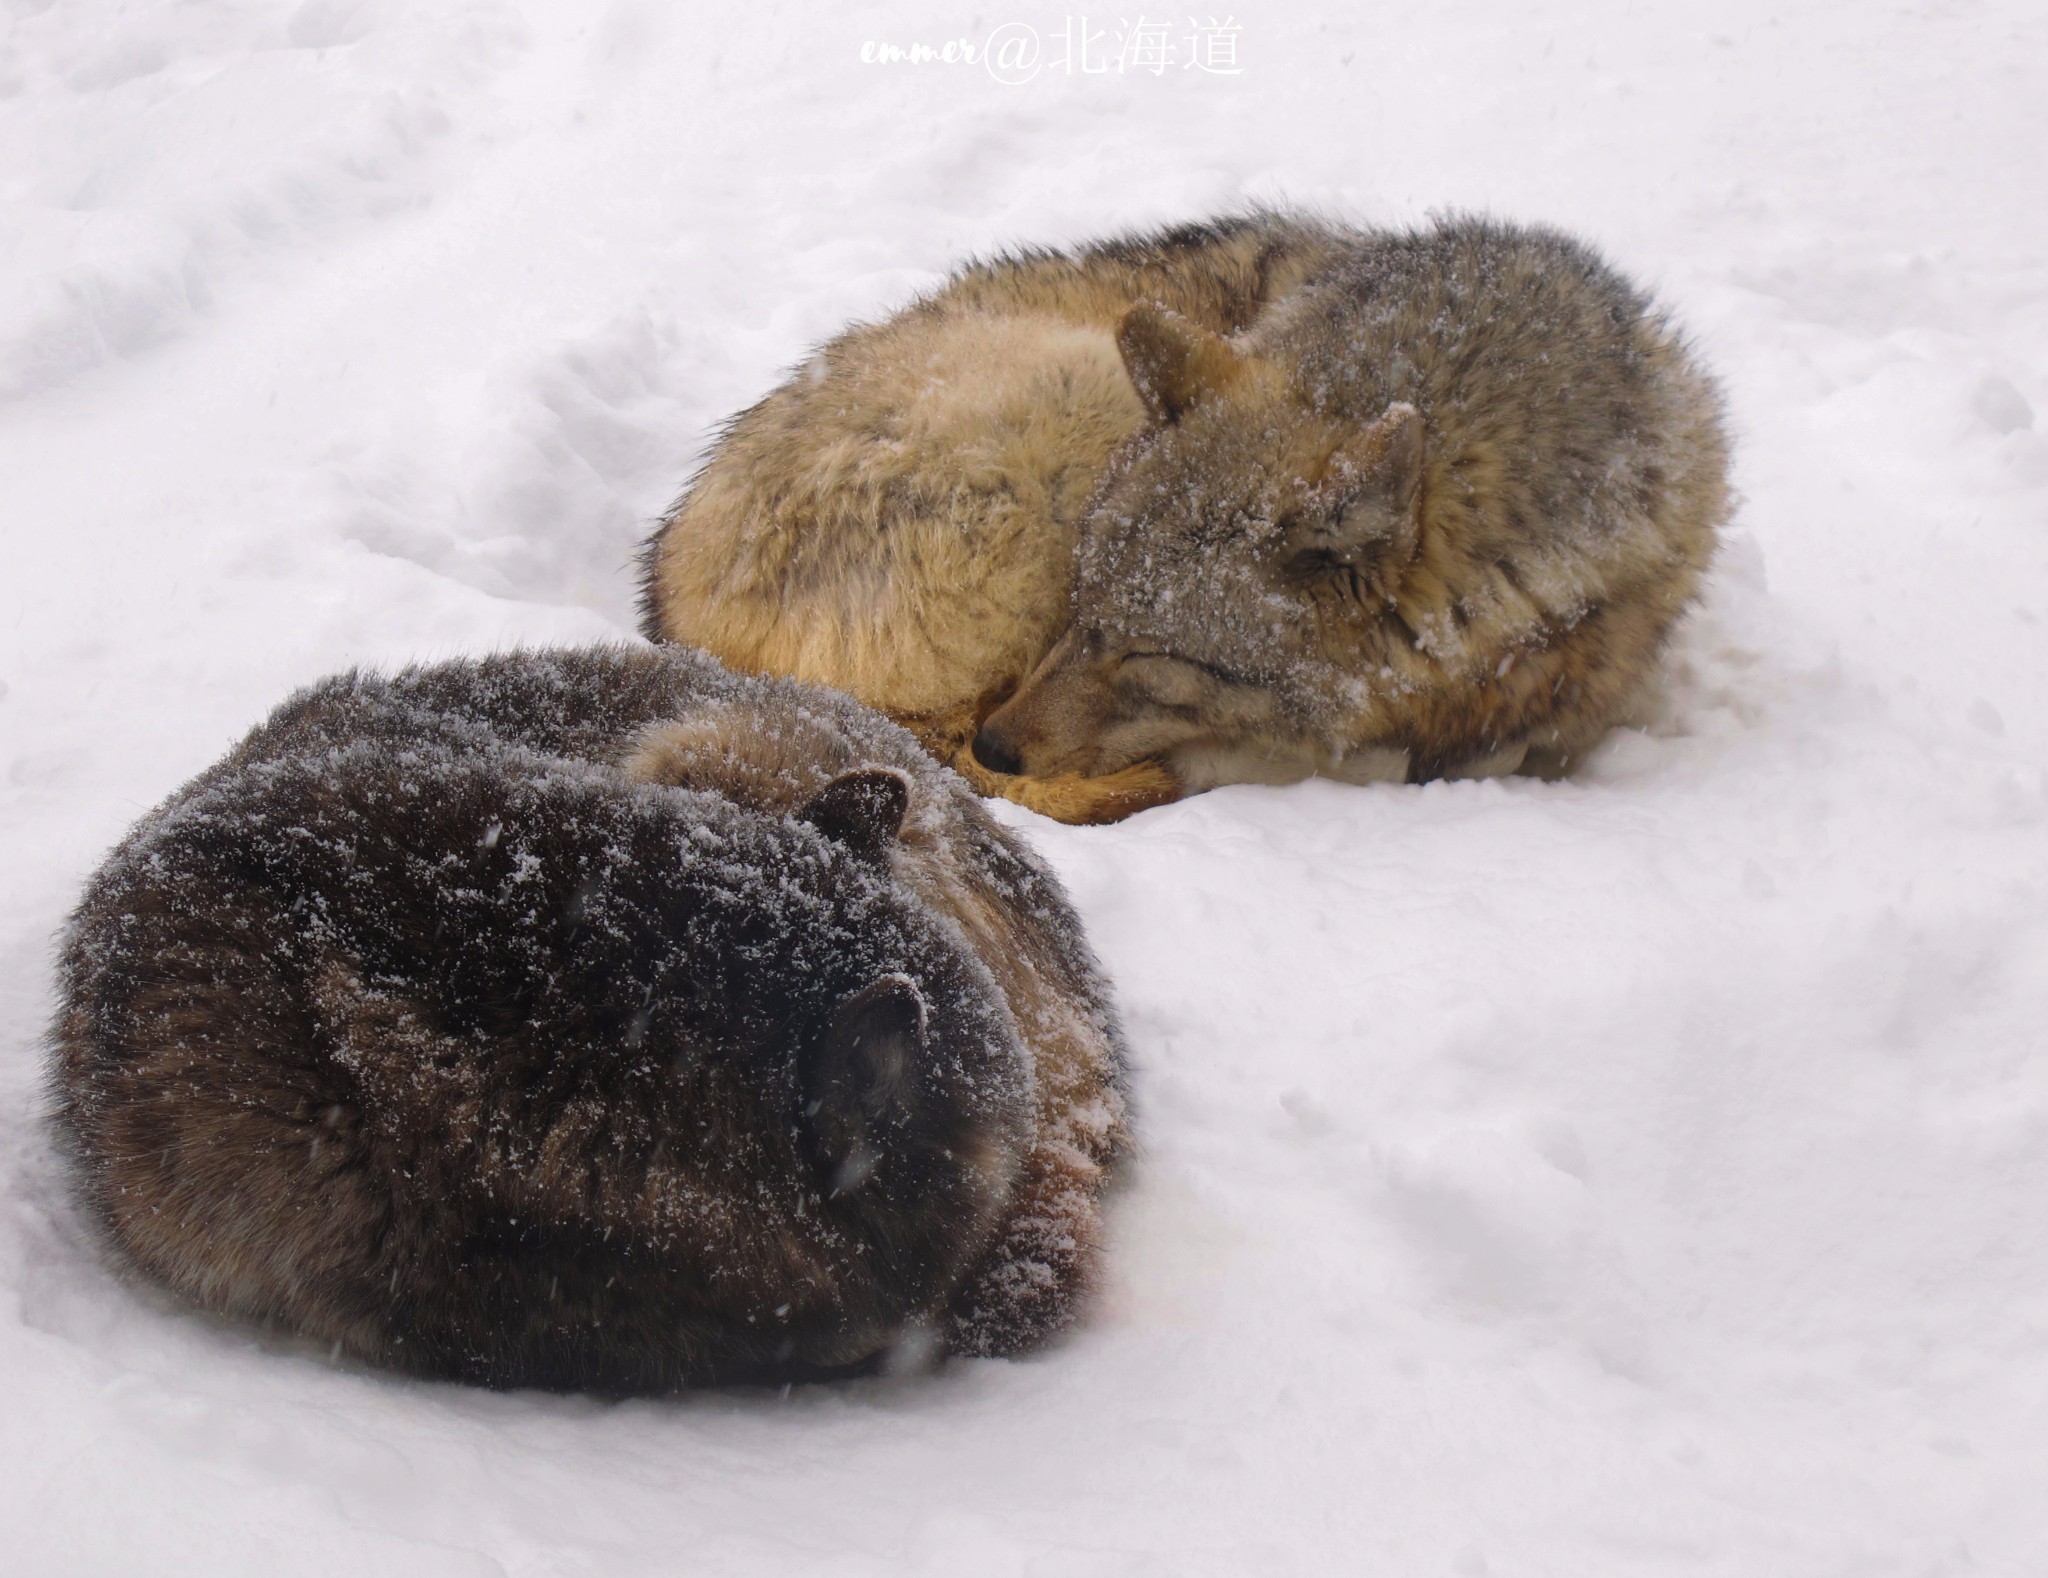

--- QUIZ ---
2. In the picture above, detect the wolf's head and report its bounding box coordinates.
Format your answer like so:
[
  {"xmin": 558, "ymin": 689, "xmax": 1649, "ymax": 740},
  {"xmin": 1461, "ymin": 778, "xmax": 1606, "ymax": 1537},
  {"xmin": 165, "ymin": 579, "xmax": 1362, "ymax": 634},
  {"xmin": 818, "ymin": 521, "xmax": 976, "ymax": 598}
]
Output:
[
  {"xmin": 973, "ymin": 304, "xmax": 1424, "ymax": 792},
  {"xmin": 556, "ymin": 763, "xmax": 1040, "ymax": 1378}
]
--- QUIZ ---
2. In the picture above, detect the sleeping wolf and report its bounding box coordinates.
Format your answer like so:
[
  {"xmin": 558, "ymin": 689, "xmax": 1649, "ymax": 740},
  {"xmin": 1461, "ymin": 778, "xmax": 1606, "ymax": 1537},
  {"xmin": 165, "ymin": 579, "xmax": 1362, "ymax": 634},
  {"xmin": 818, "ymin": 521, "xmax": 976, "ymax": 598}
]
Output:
[
  {"xmin": 51, "ymin": 646, "xmax": 1127, "ymax": 1389},
  {"xmin": 641, "ymin": 213, "xmax": 1729, "ymax": 820}
]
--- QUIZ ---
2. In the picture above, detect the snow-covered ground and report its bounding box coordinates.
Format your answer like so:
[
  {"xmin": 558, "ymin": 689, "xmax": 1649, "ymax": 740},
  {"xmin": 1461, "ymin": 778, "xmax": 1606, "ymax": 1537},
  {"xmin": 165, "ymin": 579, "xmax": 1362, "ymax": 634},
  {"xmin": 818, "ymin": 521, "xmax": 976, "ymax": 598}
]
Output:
[{"xmin": 4, "ymin": 1, "xmax": 2046, "ymax": 1571}]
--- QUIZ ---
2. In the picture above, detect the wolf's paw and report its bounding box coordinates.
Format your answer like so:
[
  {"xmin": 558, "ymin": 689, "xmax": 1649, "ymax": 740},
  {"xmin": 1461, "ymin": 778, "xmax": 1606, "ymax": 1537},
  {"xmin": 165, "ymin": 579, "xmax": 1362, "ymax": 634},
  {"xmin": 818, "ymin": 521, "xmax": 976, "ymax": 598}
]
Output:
[{"xmin": 947, "ymin": 749, "xmax": 1180, "ymax": 826}]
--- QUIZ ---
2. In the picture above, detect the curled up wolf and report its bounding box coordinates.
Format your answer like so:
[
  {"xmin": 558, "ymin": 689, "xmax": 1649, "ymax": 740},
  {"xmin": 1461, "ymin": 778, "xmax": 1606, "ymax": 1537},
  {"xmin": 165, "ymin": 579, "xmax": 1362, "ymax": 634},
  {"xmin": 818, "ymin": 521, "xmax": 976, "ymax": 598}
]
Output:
[
  {"xmin": 640, "ymin": 212, "xmax": 1731, "ymax": 822},
  {"xmin": 50, "ymin": 646, "xmax": 1127, "ymax": 1390}
]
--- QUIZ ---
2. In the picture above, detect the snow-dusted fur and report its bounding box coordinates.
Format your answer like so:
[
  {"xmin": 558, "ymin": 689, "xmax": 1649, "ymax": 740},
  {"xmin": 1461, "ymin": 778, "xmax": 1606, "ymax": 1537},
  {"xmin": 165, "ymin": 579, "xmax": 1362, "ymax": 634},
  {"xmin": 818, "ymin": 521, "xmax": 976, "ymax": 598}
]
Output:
[
  {"xmin": 49, "ymin": 646, "xmax": 1127, "ymax": 1390},
  {"xmin": 973, "ymin": 215, "xmax": 1732, "ymax": 793},
  {"xmin": 638, "ymin": 212, "xmax": 1337, "ymax": 824}
]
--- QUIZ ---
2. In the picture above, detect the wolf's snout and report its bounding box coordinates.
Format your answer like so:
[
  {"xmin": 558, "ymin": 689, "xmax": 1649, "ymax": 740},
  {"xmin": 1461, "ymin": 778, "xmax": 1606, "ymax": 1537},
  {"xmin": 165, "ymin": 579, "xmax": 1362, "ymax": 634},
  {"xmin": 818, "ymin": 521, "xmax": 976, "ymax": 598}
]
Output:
[{"xmin": 971, "ymin": 723, "xmax": 1023, "ymax": 777}]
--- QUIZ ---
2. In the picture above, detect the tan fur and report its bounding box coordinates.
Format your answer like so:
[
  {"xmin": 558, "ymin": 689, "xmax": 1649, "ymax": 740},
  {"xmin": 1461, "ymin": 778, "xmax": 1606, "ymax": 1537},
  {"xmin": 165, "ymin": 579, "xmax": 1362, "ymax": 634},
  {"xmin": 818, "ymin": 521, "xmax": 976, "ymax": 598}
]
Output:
[{"xmin": 639, "ymin": 216, "xmax": 1334, "ymax": 823}]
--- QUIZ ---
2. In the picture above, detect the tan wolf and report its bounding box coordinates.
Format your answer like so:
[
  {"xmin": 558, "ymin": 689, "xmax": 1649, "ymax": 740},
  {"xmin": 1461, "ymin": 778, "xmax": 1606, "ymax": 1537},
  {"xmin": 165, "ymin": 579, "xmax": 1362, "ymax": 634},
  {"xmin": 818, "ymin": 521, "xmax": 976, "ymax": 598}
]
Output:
[
  {"xmin": 641, "ymin": 213, "xmax": 1729, "ymax": 819},
  {"xmin": 638, "ymin": 213, "xmax": 1337, "ymax": 823}
]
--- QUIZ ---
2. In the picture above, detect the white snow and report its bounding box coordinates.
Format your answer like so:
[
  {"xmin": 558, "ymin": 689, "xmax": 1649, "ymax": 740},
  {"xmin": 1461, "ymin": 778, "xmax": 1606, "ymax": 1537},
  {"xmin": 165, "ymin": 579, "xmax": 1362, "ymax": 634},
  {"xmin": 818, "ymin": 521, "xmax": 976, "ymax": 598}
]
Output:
[{"xmin": 4, "ymin": 1, "xmax": 2046, "ymax": 1572}]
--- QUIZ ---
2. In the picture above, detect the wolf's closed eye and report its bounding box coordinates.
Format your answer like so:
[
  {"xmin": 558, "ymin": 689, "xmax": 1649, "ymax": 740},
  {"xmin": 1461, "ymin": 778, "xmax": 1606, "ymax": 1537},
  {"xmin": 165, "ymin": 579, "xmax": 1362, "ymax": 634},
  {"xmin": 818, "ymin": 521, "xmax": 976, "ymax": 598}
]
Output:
[{"xmin": 1116, "ymin": 652, "xmax": 1219, "ymax": 708}]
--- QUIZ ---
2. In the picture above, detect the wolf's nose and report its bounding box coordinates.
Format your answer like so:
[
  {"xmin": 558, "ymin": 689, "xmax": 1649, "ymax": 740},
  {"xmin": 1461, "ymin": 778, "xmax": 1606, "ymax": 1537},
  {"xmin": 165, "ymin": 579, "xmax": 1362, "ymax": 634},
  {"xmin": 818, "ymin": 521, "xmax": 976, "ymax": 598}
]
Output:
[{"xmin": 971, "ymin": 726, "xmax": 1022, "ymax": 777}]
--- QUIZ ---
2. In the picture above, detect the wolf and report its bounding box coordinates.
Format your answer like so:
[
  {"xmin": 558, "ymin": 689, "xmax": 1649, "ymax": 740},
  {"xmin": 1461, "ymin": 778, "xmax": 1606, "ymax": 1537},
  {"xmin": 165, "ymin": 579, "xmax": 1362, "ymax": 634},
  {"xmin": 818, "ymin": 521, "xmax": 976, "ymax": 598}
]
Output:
[
  {"xmin": 638, "ymin": 212, "xmax": 1339, "ymax": 823},
  {"xmin": 642, "ymin": 213, "xmax": 1728, "ymax": 818},
  {"xmin": 50, "ymin": 646, "xmax": 1127, "ymax": 1389},
  {"xmin": 969, "ymin": 215, "xmax": 1732, "ymax": 792}
]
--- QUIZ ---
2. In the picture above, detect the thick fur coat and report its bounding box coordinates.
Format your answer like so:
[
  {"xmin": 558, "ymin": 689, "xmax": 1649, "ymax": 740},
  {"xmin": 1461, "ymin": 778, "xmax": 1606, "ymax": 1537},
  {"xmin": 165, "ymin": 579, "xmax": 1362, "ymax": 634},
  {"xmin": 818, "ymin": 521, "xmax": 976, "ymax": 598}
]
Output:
[
  {"xmin": 641, "ymin": 212, "xmax": 1729, "ymax": 820},
  {"xmin": 50, "ymin": 646, "xmax": 1127, "ymax": 1389}
]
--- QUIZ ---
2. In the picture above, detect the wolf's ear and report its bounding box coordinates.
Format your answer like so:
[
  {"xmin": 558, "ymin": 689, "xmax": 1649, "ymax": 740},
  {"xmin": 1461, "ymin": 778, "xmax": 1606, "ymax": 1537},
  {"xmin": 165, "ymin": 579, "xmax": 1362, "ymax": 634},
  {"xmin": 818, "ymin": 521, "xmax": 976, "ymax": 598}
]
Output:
[
  {"xmin": 1326, "ymin": 402, "xmax": 1425, "ymax": 518},
  {"xmin": 1117, "ymin": 304, "xmax": 1244, "ymax": 424},
  {"xmin": 805, "ymin": 976, "xmax": 927, "ymax": 1190},
  {"xmin": 798, "ymin": 768, "xmax": 910, "ymax": 862},
  {"xmin": 1282, "ymin": 404, "xmax": 1427, "ymax": 580}
]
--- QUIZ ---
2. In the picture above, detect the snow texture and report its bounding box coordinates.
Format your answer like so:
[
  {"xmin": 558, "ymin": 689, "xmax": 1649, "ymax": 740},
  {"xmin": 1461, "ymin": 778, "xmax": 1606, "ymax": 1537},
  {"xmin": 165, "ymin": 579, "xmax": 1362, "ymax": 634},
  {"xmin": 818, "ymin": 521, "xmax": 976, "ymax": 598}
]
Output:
[{"xmin": 3, "ymin": 1, "xmax": 2045, "ymax": 1573}]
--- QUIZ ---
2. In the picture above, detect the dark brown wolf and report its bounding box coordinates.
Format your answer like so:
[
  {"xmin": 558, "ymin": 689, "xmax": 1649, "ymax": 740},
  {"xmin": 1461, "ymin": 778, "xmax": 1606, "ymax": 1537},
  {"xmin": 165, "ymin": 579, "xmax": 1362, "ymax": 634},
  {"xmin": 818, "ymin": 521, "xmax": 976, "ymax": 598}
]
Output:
[{"xmin": 50, "ymin": 646, "xmax": 1127, "ymax": 1389}]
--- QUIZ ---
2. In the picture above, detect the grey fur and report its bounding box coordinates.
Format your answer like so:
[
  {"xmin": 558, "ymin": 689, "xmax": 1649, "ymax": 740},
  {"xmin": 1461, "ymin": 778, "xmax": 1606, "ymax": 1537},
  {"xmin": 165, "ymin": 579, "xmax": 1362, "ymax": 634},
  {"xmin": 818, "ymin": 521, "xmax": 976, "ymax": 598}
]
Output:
[{"xmin": 977, "ymin": 214, "xmax": 1732, "ymax": 790}]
